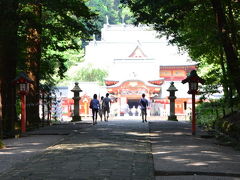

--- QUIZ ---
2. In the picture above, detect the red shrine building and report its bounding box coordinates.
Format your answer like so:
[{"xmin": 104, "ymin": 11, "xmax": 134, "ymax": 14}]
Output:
[{"xmin": 58, "ymin": 23, "xmax": 197, "ymax": 119}]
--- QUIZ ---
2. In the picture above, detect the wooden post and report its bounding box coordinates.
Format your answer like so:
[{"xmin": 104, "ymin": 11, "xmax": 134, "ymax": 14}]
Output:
[
  {"xmin": 192, "ymin": 93, "xmax": 196, "ymax": 135},
  {"xmin": 42, "ymin": 92, "xmax": 45, "ymax": 127},
  {"xmin": 21, "ymin": 95, "xmax": 26, "ymax": 133}
]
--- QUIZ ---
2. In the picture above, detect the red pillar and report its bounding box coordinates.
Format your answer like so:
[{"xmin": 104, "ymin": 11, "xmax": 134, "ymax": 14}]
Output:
[
  {"xmin": 191, "ymin": 93, "xmax": 196, "ymax": 135},
  {"xmin": 21, "ymin": 94, "xmax": 26, "ymax": 133}
]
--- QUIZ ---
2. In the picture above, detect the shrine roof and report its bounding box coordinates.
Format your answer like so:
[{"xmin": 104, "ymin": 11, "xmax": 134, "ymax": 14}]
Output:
[
  {"xmin": 159, "ymin": 63, "xmax": 198, "ymax": 68},
  {"xmin": 105, "ymin": 79, "xmax": 163, "ymax": 88}
]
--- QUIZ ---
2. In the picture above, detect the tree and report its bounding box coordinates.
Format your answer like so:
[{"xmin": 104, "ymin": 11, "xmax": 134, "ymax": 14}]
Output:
[
  {"xmin": 66, "ymin": 64, "xmax": 108, "ymax": 85},
  {"xmin": 121, "ymin": 0, "xmax": 239, "ymax": 97},
  {"xmin": 0, "ymin": 0, "xmax": 99, "ymax": 136},
  {"xmin": 86, "ymin": 0, "xmax": 135, "ymax": 38},
  {"xmin": 0, "ymin": 0, "xmax": 19, "ymax": 137},
  {"xmin": 210, "ymin": 0, "xmax": 240, "ymax": 96},
  {"xmin": 17, "ymin": 0, "xmax": 99, "ymax": 129}
]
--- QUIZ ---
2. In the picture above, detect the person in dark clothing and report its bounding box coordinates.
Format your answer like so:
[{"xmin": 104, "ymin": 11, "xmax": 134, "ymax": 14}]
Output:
[
  {"xmin": 89, "ymin": 94, "xmax": 100, "ymax": 125},
  {"xmin": 139, "ymin": 93, "xmax": 148, "ymax": 122}
]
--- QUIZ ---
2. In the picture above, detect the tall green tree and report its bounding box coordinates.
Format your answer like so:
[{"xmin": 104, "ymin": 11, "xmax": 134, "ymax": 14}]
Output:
[
  {"xmin": 17, "ymin": 0, "xmax": 99, "ymax": 128},
  {"xmin": 122, "ymin": 0, "xmax": 239, "ymax": 97},
  {"xmin": 0, "ymin": 0, "xmax": 99, "ymax": 136},
  {"xmin": 0, "ymin": 0, "xmax": 19, "ymax": 137}
]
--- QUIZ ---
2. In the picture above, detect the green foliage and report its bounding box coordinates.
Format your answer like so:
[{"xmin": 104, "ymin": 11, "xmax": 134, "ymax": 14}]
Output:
[
  {"xmin": 122, "ymin": 0, "xmax": 240, "ymax": 98},
  {"xmin": 197, "ymin": 101, "xmax": 219, "ymax": 129},
  {"xmin": 17, "ymin": 0, "xmax": 99, "ymax": 81},
  {"xmin": 215, "ymin": 112, "xmax": 240, "ymax": 143},
  {"xmin": 198, "ymin": 62, "xmax": 223, "ymax": 98},
  {"xmin": 0, "ymin": 140, "xmax": 4, "ymax": 149},
  {"xmin": 197, "ymin": 98, "xmax": 240, "ymax": 129},
  {"xmin": 72, "ymin": 64, "xmax": 108, "ymax": 85},
  {"xmin": 86, "ymin": 0, "xmax": 135, "ymax": 38}
]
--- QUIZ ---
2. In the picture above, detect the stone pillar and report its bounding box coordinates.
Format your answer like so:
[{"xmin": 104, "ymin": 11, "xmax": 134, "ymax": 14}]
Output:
[
  {"xmin": 167, "ymin": 82, "xmax": 178, "ymax": 121},
  {"xmin": 71, "ymin": 82, "xmax": 82, "ymax": 122}
]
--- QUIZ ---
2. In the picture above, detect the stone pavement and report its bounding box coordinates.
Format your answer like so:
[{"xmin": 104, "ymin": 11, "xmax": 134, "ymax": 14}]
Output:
[
  {"xmin": 0, "ymin": 119, "xmax": 240, "ymax": 180},
  {"xmin": 150, "ymin": 120, "xmax": 240, "ymax": 180},
  {"xmin": 0, "ymin": 119, "xmax": 154, "ymax": 180},
  {"xmin": 0, "ymin": 121, "xmax": 91, "ymax": 175}
]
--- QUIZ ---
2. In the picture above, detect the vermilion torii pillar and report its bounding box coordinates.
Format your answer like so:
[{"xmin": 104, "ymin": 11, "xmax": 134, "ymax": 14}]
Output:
[
  {"xmin": 13, "ymin": 72, "xmax": 33, "ymax": 133},
  {"xmin": 182, "ymin": 70, "xmax": 205, "ymax": 135}
]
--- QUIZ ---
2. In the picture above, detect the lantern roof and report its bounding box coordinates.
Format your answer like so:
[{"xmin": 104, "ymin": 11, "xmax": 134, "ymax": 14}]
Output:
[
  {"xmin": 12, "ymin": 72, "xmax": 33, "ymax": 84},
  {"xmin": 71, "ymin": 82, "xmax": 82, "ymax": 92},
  {"xmin": 182, "ymin": 70, "xmax": 205, "ymax": 84},
  {"xmin": 167, "ymin": 82, "xmax": 178, "ymax": 92}
]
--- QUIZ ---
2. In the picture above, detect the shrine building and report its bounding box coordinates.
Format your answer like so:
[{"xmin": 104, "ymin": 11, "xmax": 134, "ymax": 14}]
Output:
[{"xmin": 83, "ymin": 23, "xmax": 198, "ymax": 117}]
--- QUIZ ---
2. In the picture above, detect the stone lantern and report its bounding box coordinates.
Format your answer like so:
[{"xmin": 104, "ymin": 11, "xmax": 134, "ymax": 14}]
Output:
[
  {"xmin": 71, "ymin": 82, "xmax": 82, "ymax": 122},
  {"xmin": 167, "ymin": 82, "xmax": 178, "ymax": 121}
]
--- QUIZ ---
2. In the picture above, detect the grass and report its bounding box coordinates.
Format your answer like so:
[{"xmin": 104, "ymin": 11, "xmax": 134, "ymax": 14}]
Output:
[{"xmin": 0, "ymin": 140, "xmax": 4, "ymax": 149}]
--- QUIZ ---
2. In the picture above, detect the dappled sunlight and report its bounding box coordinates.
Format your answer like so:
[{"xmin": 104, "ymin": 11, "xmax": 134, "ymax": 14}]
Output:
[
  {"xmin": 48, "ymin": 142, "xmax": 119, "ymax": 150},
  {"xmin": 200, "ymin": 150, "xmax": 218, "ymax": 154},
  {"xmin": 125, "ymin": 131, "xmax": 159, "ymax": 137},
  {"xmin": 149, "ymin": 132, "xmax": 160, "ymax": 137},
  {"xmin": 186, "ymin": 145, "xmax": 200, "ymax": 148},
  {"xmin": 162, "ymin": 156, "xmax": 189, "ymax": 163},
  {"xmin": 115, "ymin": 147, "xmax": 136, "ymax": 152},
  {"xmin": 21, "ymin": 150, "xmax": 35, "ymax": 153},
  {"xmin": 0, "ymin": 152, "xmax": 14, "ymax": 155},
  {"xmin": 187, "ymin": 162, "xmax": 209, "ymax": 166},
  {"xmin": 160, "ymin": 132, "xmax": 189, "ymax": 136},
  {"xmin": 126, "ymin": 132, "xmax": 150, "ymax": 136},
  {"xmin": 153, "ymin": 151, "xmax": 170, "ymax": 155},
  {"xmin": 0, "ymin": 142, "xmax": 44, "ymax": 153}
]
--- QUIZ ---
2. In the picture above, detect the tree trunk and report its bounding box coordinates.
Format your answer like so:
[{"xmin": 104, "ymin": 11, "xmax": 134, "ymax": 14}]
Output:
[
  {"xmin": 0, "ymin": 85, "xmax": 2, "ymax": 139},
  {"xmin": 219, "ymin": 47, "xmax": 229, "ymax": 99},
  {"xmin": 0, "ymin": 0, "xmax": 18, "ymax": 137},
  {"xmin": 226, "ymin": 0, "xmax": 238, "ymax": 51},
  {"xmin": 25, "ymin": 2, "xmax": 42, "ymax": 129},
  {"xmin": 211, "ymin": 0, "xmax": 240, "ymax": 97}
]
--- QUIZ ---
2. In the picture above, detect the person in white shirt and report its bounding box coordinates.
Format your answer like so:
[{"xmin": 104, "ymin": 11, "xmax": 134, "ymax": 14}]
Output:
[
  {"xmin": 103, "ymin": 93, "xmax": 111, "ymax": 121},
  {"xmin": 139, "ymin": 93, "xmax": 148, "ymax": 122},
  {"xmin": 99, "ymin": 96, "xmax": 104, "ymax": 121}
]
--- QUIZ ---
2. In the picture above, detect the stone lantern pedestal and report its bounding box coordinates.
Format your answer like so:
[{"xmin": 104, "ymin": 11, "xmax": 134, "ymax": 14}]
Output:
[
  {"xmin": 71, "ymin": 82, "xmax": 82, "ymax": 122},
  {"xmin": 167, "ymin": 82, "xmax": 178, "ymax": 121}
]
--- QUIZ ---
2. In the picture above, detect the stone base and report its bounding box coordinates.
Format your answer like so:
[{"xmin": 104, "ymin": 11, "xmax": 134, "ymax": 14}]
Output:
[
  {"xmin": 168, "ymin": 115, "xmax": 178, "ymax": 121},
  {"xmin": 71, "ymin": 116, "xmax": 81, "ymax": 122}
]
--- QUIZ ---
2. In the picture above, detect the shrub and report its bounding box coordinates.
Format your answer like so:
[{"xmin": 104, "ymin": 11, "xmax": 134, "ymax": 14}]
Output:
[{"xmin": 0, "ymin": 140, "xmax": 4, "ymax": 149}]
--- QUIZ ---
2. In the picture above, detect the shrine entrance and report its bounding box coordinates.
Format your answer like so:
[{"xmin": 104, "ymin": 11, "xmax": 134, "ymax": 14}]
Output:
[
  {"xmin": 105, "ymin": 80, "xmax": 163, "ymax": 116},
  {"xmin": 127, "ymin": 99, "xmax": 139, "ymax": 109}
]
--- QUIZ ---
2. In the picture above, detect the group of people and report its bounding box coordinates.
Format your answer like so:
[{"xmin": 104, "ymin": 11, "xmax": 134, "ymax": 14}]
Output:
[
  {"xmin": 89, "ymin": 93, "xmax": 149, "ymax": 124},
  {"xmin": 89, "ymin": 93, "xmax": 111, "ymax": 125}
]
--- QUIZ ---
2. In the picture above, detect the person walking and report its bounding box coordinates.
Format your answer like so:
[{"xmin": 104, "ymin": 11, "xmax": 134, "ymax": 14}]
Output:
[
  {"xmin": 139, "ymin": 93, "xmax": 148, "ymax": 122},
  {"xmin": 103, "ymin": 93, "xmax": 111, "ymax": 121},
  {"xmin": 99, "ymin": 96, "xmax": 104, "ymax": 121},
  {"xmin": 89, "ymin": 94, "xmax": 100, "ymax": 125}
]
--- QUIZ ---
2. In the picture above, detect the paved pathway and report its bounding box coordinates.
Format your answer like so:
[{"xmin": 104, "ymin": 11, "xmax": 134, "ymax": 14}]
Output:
[
  {"xmin": 0, "ymin": 120, "xmax": 154, "ymax": 180},
  {"xmin": 0, "ymin": 122, "xmax": 91, "ymax": 175},
  {"xmin": 149, "ymin": 121, "xmax": 240, "ymax": 180},
  {"xmin": 1, "ymin": 119, "xmax": 240, "ymax": 180}
]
